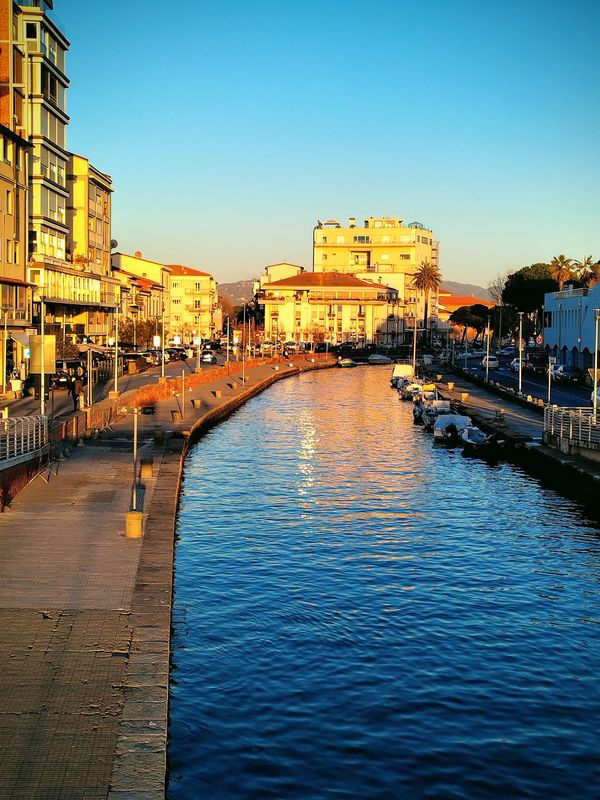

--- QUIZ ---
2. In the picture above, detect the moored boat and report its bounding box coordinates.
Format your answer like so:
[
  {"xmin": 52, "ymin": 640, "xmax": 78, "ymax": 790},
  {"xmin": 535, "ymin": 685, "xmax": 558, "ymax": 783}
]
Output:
[
  {"xmin": 338, "ymin": 357, "xmax": 358, "ymax": 368},
  {"xmin": 433, "ymin": 413, "xmax": 471, "ymax": 445}
]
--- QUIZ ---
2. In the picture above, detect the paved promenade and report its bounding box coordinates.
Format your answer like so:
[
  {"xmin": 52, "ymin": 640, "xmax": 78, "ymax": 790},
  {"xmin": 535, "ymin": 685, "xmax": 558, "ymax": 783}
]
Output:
[
  {"xmin": 0, "ymin": 358, "xmax": 597, "ymax": 799},
  {"xmin": 0, "ymin": 359, "xmax": 319, "ymax": 800}
]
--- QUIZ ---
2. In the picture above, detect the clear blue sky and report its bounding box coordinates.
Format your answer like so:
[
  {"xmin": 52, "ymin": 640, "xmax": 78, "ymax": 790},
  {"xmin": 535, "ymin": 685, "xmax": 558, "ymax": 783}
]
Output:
[{"xmin": 58, "ymin": 0, "xmax": 600, "ymax": 287}]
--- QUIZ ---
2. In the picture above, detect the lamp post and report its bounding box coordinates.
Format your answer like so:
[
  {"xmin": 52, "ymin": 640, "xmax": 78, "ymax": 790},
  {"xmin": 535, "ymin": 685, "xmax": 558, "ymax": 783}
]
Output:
[
  {"xmin": 1, "ymin": 305, "xmax": 8, "ymax": 397},
  {"xmin": 411, "ymin": 314, "xmax": 417, "ymax": 374},
  {"xmin": 485, "ymin": 314, "xmax": 491, "ymax": 383},
  {"xmin": 161, "ymin": 307, "xmax": 166, "ymax": 380},
  {"xmin": 40, "ymin": 277, "xmax": 46, "ymax": 417},
  {"xmin": 242, "ymin": 304, "xmax": 246, "ymax": 383},
  {"xmin": 518, "ymin": 311, "xmax": 524, "ymax": 396},
  {"xmin": 113, "ymin": 302, "xmax": 119, "ymax": 394},
  {"xmin": 594, "ymin": 308, "xmax": 600, "ymax": 421}
]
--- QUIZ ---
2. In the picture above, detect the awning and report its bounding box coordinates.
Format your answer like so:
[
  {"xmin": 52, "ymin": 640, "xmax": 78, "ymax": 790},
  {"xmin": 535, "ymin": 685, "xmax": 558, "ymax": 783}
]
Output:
[
  {"xmin": 78, "ymin": 344, "xmax": 112, "ymax": 354},
  {"xmin": 10, "ymin": 331, "xmax": 29, "ymax": 347}
]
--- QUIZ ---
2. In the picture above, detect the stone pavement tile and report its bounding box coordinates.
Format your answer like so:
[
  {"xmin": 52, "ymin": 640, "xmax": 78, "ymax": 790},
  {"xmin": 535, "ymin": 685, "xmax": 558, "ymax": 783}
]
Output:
[{"xmin": 110, "ymin": 733, "xmax": 166, "ymax": 793}]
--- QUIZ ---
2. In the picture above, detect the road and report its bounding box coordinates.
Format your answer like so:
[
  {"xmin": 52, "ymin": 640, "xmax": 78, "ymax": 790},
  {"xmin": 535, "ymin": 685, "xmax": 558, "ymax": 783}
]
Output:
[
  {"xmin": 1, "ymin": 352, "xmax": 235, "ymax": 418},
  {"xmin": 460, "ymin": 355, "xmax": 592, "ymax": 407}
]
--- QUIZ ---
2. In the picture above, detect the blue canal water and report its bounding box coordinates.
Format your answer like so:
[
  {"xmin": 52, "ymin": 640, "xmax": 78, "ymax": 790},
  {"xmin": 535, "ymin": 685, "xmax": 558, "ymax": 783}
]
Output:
[{"xmin": 168, "ymin": 367, "xmax": 600, "ymax": 799}]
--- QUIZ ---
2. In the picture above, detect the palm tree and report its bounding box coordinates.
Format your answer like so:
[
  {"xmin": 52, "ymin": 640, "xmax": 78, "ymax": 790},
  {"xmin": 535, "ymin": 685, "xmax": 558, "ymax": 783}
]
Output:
[
  {"xmin": 574, "ymin": 255, "xmax": 595, "ymax": 286},
  {"xmin": 411, "ymin": 259, "xmax": 442, "ymax": 346},
  {"xmin": 549, "ymin": 254, "xmax": 574, "ymax": 290}
]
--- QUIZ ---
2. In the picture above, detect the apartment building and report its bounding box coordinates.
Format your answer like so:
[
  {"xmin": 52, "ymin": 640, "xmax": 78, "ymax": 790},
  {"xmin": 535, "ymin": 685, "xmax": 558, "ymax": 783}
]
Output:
[
  {"xmin": 66, "ymin": 153, "xmax": 118, "ymax": 344},
  {"xmin": 111, "ymin": 251, "xmax": 171, "ymax": 341},
  {"xmin": 257, "ymin": 265, "xmax": 399, "ymax": 346},
  {"xmin": 0, "ymin": 122, "xmax": 31, "ymax": 384},
  {"xmin": 313, "ymin": 216, "xmax": 440, "ymax": 331},
  {"xmin": 167, "ymin": 264, "xmax": 219, "ymax": 343}
]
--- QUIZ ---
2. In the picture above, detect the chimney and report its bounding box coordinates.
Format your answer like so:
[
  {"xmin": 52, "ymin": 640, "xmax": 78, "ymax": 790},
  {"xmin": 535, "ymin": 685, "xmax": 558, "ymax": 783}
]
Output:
[
  {"xmin": 134, "ymin": 250, "xmax": 142, "ymax": 258},
  {"xmin": 349, "ymin": 217, "xmax": 356, "ymax": 228}
]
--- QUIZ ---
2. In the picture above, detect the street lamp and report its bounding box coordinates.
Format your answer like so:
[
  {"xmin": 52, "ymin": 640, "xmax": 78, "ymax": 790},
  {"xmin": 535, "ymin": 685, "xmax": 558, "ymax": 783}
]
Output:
[
  {"xmin": 594, "ymin": 308, "xmax": 600, "ymax": 421},
  {"xmin": 1, "ymin": 304, "xmax": 9, "ymax": 397},
  {"xmin": 113, "ymin": 301, "xmax": 119, "ymax": 394},
  {"xmin": 485, "ymin": 314, "xmax": 491, "ymax": 383},
  {"xmin": 518, "ymin": 311, "xmax": 524, "ymax": 395},
  {"xmin": 411, "ymin": 314, "xmax": 417, "ymax": 374}
]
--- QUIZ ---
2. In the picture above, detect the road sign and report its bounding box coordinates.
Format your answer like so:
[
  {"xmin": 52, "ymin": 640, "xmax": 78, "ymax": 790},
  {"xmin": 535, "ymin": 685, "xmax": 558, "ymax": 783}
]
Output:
[{"xmin": 536, "ymin": 335, "xmax": 543, "ymax": 345}]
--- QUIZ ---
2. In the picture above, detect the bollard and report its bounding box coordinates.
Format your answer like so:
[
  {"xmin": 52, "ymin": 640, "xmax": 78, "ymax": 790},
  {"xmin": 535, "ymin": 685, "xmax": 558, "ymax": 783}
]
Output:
[
  {"xmin": 171, "ymin": 410, "xmax": 182, "ymax": 423},
  {"xmin": 461, "ymin": 392, "xmax": 469, "ymax": 402},
  {"xmin": 273, "ymin": 366, "xmax": 280, "ymax": 371},
  {"xmin": 495, "ymin": 408, "xmax": 505, "ymax": 425},
  {"xmin": 140, "ymin": 458, "xmax": 153, "ymax": 479},
  {"xmin": 125, "ymin": 511, "xmax": 144, "ymax": 538},
  {"xmin": 212, "ymin": 389, "xmax": 222, "ymax": 398},
  {"xmin": 447, "ymin": 381, "xmax": 455, "ymax": 391},
  {"xmin": 191, "ymin": 398, "xmax": 202, "ymax": 408}
]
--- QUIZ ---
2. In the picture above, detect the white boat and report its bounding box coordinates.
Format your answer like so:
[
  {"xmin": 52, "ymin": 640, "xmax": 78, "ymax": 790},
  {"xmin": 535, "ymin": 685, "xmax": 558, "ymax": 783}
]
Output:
[
  {"xmin": 433, "ymin": 413, "xmax": 471, "ymax": 444},
  {"xmin": 422, "ymin": 399, "xmax": 452, "ymax": 431},
  {"xmin": 337, "ymin": 357, "xmax": 358, "ymax": 368},
  {"xmin": 390, "ymin": 363, "xmax": 414, "ymax": 388},
  {"xmin": 368, "ymin": 353, "xmax": 393, "ymax": 365}
]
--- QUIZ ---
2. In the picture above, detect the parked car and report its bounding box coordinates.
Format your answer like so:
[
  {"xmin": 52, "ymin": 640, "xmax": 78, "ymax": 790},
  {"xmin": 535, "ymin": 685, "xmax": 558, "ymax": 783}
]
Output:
[
  {"xmin": 553, "ymin": 365, "xmax": 585, "ymax": 384},
  {"xmin": 509, "ymin": 358, "xmax": 522, "ymax": 372},
  {"xmin": 122, "ymin": 353, "xmax": 150, "ymax": 373},
  {"xmin": 470, "ymin": 349, "xmax": 486, "ymax": 358},
  {"xmin": 166, "ymin": 347, "xmax": 187, "ymax": 361},
  {"xmin": 496, "ymin": 347, "xmax": 516, "ymax": 357},
  {"xmin": 50, "ymin": 370, "xmax": 72, "ymax": 390},
  {"xmin": 591, "ymin": 387, "xmax": 600, "ymax": 406},
  {"xmin": 481, "ymin": 355, "xmax": 500, "ymax": 370},
  {"xmin": 201, "ymin": 351, "xmax": 217, "ymax": 364}
]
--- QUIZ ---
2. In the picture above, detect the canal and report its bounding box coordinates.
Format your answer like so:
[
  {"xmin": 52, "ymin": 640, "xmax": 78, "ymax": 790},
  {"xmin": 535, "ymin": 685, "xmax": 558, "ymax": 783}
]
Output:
[{"xmin": 168, "ymin": 367, "xmax": 600, "ymax": 799}]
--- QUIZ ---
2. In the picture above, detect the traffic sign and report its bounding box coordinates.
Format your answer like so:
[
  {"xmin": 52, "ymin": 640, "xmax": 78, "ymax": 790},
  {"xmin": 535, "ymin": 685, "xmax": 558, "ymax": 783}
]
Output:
[{"xmin": 536, "ymin": 335, "xmax": 543, "ymax": 345}]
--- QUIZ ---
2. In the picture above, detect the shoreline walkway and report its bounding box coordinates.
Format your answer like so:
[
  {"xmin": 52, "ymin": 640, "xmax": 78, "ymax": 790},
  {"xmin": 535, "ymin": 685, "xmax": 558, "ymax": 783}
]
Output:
[{"xmin": 0, "ymin": 359, "xmax": 598, "ymax": 799}]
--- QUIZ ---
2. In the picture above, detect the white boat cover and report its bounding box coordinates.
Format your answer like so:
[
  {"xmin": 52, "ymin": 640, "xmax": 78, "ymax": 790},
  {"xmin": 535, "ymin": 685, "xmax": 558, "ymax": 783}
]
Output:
[{"xmin": 433, "ymin": 413, "xmax": 471, "ymax": 433}]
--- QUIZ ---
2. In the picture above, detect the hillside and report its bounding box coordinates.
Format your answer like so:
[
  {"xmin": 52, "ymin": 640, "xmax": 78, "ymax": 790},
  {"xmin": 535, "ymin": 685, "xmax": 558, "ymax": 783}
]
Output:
[{"xmin": 220, "ymin": 278, "xmax": 493, "ymax": 305}]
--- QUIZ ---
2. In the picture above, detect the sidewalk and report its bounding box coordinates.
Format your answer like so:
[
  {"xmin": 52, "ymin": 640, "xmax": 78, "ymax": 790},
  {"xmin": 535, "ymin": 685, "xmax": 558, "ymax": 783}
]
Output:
[{"xmin": 0, "ymin": 358, "xmax": 326, "ymax": 800}]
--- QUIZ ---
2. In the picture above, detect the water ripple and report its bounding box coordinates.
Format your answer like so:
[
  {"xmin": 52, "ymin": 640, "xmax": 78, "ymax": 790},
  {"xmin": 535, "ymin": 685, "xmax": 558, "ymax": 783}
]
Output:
[{"xmin": 169, "ymin": 368, "xmax": 600, "ymax": 799}]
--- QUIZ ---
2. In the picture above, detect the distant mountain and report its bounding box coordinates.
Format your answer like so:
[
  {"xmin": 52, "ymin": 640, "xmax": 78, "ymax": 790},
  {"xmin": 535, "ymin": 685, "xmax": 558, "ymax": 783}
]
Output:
[
  {"xmin": 219, "ymin": 279, "xmax": 257, "ymax": 306},
  {"xmin": 220, "ymin": 278, "xmax": 493, "ymax": 305},
  {"xmin": 441, "ymin": 281, "xmax": 492, "ymax": 301}
]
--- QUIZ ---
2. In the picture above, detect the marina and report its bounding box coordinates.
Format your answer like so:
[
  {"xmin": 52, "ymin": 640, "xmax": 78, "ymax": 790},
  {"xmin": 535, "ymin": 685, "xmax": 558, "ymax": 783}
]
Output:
[{"xmin": 168, "ymin": 366, "xmax": 600, "ymax": 799}]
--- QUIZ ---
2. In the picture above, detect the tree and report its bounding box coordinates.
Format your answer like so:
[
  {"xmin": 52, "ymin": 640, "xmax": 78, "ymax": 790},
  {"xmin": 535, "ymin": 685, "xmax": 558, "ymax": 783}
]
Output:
[
  {"xmin": 549, "ymin": 254, "xmax": 574, "ymax": 290},
  {"xmin": 574, "ymin": 255, "xmax": 597, "ymax": 286},
  {"xmin": 488, "ymin": 272, "xmax": 509, "ymax": 306},
  {"xmin": 449, "ymin": 305, "xmax": 489, "ymax": 346},
  {"xmin": 411, "ymin": 259, "xmax": 442, "ymax": 346},
  {"xmin": 502, "ymin": 263, "xmax": 557, "ymax": 325}
]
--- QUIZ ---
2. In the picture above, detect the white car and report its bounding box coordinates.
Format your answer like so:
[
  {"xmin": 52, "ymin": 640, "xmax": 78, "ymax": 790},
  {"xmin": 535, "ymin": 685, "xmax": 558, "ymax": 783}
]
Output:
[
  {"xmin": 590, "ymin": 387, "xmax": 600, "ymax": 406},
  {"xmin": 481, "ymin": 355, "xmax": 499, "ymax": 370}
]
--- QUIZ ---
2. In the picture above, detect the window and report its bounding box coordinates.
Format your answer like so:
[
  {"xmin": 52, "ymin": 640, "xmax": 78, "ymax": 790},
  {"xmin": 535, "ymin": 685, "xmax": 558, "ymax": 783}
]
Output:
[
  {"xmin": 400, "ymin": 254, "xmax": 410, "ymax": 260},
  {"xmin": 6, "ymin": 191, "xmax": 13, "ymax": 215},
  {"xmin": 322, "ymin": 254, "xmax": 327, "ymax": 261},
  {"xmin": 353, "ymin": 235, "xmax": 370, "ymax": 243},
  {"xmin": 172, "ymin": 281, "xmax": 179, "ymax": 290},
  {"xmin": 194, "ymin": 281, "xmax": 202, "ymax": 292},
  {"xmin": 26, "ymin": 23, "xmax": 37, "ymax": 39},
  {"xmin": 173, "ymin": 298, "xmax": 181, "ymax": 305}
]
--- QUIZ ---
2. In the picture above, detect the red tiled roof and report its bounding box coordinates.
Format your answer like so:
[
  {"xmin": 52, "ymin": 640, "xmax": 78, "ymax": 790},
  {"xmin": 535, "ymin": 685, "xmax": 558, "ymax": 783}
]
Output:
[
  {"xmin": 267, "ymin": 271, "xmax": 388, "ymax": 289},
  {"xmin": 166, "ymin": 264, "xmax": 212, "ymax": 277}
]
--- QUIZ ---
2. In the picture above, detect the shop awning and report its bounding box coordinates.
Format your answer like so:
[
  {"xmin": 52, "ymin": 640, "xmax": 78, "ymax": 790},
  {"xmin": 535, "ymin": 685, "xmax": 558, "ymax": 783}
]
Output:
[{"xmin": 10, "ymin": 331, "xmax": 29, "ymax": 347}]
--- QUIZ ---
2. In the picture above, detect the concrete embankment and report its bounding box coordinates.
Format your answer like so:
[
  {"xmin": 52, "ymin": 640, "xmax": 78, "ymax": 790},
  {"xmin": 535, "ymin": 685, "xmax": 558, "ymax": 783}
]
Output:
[
  {"xmin": 0, "ymin": 356, "xmax": 334, "ymax": 800},
  {"xmin": 429, "ymin": 368, "xmax": 600, "ymax": 509}
]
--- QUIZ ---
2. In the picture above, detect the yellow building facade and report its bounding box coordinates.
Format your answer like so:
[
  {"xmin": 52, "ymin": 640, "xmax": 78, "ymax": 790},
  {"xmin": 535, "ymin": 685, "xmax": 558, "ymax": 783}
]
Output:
[
  {"xmin": 313, "ymin": 216, "xmax": 440, "ymax": 332},
  {"xmin": 257, "ymin": 267, "xmax": 399, "ymax": 346},
  {"xmin": 167, "ymin": 264, "xmax": 219, "ymax": 343},
  {"xmin": 111, "ymin": 252, "xmax": 171, "ymax": 338},
  {"xmin": 65, "ymin": 153, "xmax": 118, "ymax": 343}
]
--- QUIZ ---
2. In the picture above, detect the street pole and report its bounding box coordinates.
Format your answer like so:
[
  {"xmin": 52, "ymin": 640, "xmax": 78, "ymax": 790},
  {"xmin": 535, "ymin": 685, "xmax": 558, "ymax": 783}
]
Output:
[
  {"xmin": 114, "ymin": 304, "xmax": 119, "ymax": 394},
  {"xmin": 547, "ymin": 358, "xmax": 553, "ymax": 406},
  {"xmin": 226, "ymin": 318, "xmax": 230, "ymax": 364},
  {"xmin": 594, "ymin": 308, "xmax": 600, "ymax": 421},
  {"xmin": 242, "ymin": 304, "xmax": 246, "ymax": 382},
  {"xmin": 161, "ymin": 309, "xmax": 165, "ymax": 380},
  {"xmin": 2, "ymin": 307, "xmax": 7, "ymax": 397},
  {"xmin": 40, "ymin": 286, "xmax": 45, "ymax": 417},
  {"xmin": 132, "ymin": 408, "xmax": 138, "ymax": 511},
  {"xmin": 411, "ymin": 316, "xmax": 417, "ymax": 375},
  {"xmin": 518, "ymin": 311, "xmax": 524, "ymax": 395},
  {"xmin": 485, "ymin": 314, "xmax": 491, "ymax": 383}
]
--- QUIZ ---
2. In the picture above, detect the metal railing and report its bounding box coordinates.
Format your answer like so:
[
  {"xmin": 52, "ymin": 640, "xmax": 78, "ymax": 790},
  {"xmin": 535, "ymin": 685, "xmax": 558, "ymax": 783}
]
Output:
[
  {"xmin": 544, "ymin": 406, "xmax": 600, "ymax": 446},
  {"xmin": 0, "ymin": 415, "xmax": 49, "ymax": 463}
]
